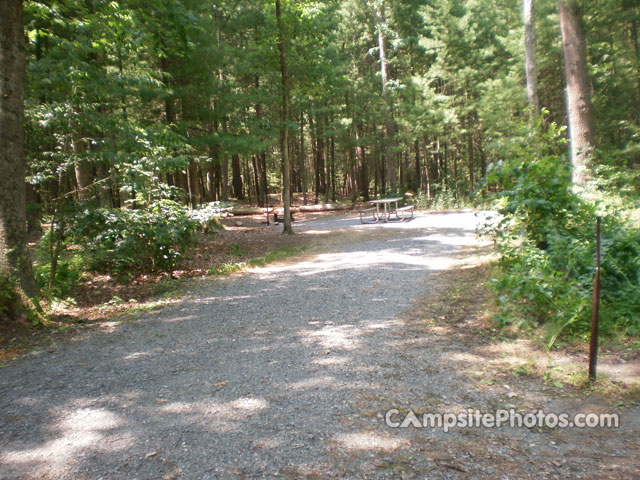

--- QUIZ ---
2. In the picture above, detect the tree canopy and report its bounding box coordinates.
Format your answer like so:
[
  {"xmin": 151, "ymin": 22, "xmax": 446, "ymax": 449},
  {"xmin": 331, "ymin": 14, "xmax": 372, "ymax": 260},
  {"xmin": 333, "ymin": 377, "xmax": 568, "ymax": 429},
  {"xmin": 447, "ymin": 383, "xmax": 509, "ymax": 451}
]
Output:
[{"xmin": 1, "ymin": 0, "xmax": 639, "ymax": 334}]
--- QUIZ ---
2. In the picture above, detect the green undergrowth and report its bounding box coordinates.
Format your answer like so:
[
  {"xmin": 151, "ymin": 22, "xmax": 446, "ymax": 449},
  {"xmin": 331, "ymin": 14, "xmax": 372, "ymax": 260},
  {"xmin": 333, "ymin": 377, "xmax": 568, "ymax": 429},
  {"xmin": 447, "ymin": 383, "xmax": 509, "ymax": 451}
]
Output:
[{"xmin": 486, "ymin": 117, "xmax": 640, "ymax": 346}]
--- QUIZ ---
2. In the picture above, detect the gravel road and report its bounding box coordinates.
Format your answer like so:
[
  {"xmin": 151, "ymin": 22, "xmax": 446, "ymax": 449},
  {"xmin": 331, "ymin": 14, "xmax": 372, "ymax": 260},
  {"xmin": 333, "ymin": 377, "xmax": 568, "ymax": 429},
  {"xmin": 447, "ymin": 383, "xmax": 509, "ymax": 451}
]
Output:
[{"xmin": 1, "ymin": 211, "xmax": 638, "ymax": 479}]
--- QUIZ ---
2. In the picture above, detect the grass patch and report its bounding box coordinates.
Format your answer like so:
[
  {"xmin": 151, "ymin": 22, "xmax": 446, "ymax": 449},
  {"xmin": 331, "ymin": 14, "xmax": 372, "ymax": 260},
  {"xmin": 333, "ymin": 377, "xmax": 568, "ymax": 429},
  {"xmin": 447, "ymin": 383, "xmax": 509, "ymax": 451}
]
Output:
[
  {"xmin": 407, "ymin": 246, "xmax": 640, "ymax": 403},
  {"xmin": 510, "ymin": 359, "xmax": 537, "ymax": 378},
  {"xmin": 248, "ymin": 246, "xmax": 308, "ymax": 267},
  {"xmin": 206, "ymin": 246, "xmax": 307, "ymax": 275},
  {"xmin": 208, "ymin": 262, "xmax": 245, "ymax": 276},
  {"xmin": 151, "ymin": 279, "xmax": 182, "ymax": 297},
  {"xmin": 124, "ymin": 298, "xmax": 179, "ymax": 317}
]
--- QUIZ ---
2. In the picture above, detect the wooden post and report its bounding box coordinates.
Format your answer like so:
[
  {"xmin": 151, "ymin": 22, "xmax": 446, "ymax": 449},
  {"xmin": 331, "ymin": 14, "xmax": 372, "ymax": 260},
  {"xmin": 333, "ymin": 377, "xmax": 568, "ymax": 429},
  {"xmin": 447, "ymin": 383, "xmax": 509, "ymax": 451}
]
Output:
[{"xmin": 588, "ymin": 217, "xmax": 601, "ymax": 380}]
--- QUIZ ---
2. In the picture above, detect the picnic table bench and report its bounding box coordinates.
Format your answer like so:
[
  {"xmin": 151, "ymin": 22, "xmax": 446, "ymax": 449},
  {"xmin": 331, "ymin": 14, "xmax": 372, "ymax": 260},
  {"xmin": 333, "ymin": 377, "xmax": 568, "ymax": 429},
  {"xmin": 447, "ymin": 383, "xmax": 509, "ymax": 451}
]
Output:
[{"xmin": 395, "ymin": 205, "xmax": 414, "ymax": 220}]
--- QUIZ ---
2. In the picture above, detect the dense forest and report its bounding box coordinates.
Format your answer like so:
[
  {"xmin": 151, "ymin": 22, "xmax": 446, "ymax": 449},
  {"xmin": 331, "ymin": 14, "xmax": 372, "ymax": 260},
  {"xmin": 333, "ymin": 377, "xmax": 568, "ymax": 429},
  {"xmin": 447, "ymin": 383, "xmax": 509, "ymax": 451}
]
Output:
[{"xmin": 1, "ymin": 0, "xmax": 639, "ymax": 340}]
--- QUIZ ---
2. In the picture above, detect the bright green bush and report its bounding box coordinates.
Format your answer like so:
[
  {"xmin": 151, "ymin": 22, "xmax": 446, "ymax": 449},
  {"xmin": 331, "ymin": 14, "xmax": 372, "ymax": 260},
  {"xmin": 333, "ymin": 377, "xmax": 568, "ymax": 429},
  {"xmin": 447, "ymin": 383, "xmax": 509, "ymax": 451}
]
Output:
[
  {"xmin": 414, "ymin": 190, "xmax": 474, "ymax": 210},
  {"xmin": 0, "ymin": 273, "xmax": 19, "ymax": 320},
  {"xmin": 34, "ymin": 255, "xmax": 84, "ymax": 299},
  {"xmin": 187, "ymin": 202, "xmax": 226, "ymax": 232},
  {"xmin": 69, "ymin": 200, "xmax": 198, "ymax": 273},
  {"xmin": 487, "ymin": 121, "xmax": 640, "ymax": 343}
]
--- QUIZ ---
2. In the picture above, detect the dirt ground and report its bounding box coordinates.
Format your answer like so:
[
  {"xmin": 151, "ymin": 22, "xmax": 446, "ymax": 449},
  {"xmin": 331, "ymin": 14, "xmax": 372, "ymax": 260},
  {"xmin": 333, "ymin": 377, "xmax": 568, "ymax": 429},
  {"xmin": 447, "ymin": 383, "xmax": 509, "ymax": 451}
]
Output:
[
  {"xmin": 0, "ymin": 208, "xmax": 333, "ymax": 364},
  {"xmin": 1, "ymin": 210, "xmax": 638, "ymax": 479}
]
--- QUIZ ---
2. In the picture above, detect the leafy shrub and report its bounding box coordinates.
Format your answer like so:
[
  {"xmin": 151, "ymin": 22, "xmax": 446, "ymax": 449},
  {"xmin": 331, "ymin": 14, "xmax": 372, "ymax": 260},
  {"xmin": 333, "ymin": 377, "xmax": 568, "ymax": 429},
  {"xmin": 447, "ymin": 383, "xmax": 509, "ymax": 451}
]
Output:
[
  {"xmin": 487, "ymin": 121, "xmax": 640, "ymax": 343},
  {"xmin": 187, "ymin": 202, "xmax": 225, "ymax": 232},
  {"xmin": 34, "ymin": 255, "xmax": 84, "ymax": 299},
  {"xmin": 414, "ymin": 190, "xmax": 475, "ymax": 211},
  {"xmin": 69, "ymin": 200, "xmax": 197, "ymax": 272},
  {"xmin": 208, "ymin": 262, "xmax": 245, "ymax": 276},
  {"xmin": 0, "ymin": 273, "xmax": 19, "ymax": 320}
]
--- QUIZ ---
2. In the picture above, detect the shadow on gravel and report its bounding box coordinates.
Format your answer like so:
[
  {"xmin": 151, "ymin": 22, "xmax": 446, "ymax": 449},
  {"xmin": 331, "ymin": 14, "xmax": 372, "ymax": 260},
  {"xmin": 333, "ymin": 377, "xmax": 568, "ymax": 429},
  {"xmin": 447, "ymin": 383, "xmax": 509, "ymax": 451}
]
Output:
[{"xmin": 3, "ymin": 211, "xmax": 575, "ymax": 479}]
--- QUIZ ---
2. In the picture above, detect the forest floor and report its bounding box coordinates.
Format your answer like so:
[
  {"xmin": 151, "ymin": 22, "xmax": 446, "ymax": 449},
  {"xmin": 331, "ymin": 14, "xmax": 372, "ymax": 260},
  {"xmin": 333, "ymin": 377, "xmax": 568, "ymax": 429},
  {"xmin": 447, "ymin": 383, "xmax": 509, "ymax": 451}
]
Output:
[
  {"xmin": 0, "ymin": 205, "xmax": 335, "ymax": 361},
  {"xmin": 1, "ymin": 210, "xmax": 639, "ymax": 479}
]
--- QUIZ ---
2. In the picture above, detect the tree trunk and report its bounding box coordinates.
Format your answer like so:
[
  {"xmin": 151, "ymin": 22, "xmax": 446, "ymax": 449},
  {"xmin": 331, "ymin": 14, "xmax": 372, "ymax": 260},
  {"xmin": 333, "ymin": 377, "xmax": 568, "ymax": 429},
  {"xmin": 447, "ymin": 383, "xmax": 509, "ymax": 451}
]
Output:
[
  {"xmin": 424, "ymin": 139, "xmax": 432, "ymax": 199},
  {"xmin": 253, "ymin": 78, "xmax": 267, "ymax": 207},
  {"xmin": 523, "ymin": 0, "xmax": 540, "ymax": 114},
  {"xmin": 330, "ymin": 135, "xmax": 336, "ymax": 203},
  {"xmin": 309, "ymin": 113, "xmax": 321, "ymax": 204},
  {"xmin": 632, "ymin": 17, "xmax": 640, "ymax": 114},
  {"xmin": 374, "ymin": 1, "xmax": 396, "ymax": 192},
  {"xmin": 355, "ymin": 122, "xmax": 368, "ymax": 200},
  {"xmin": 251, "ymin": 156, "xmax": 261, "ymax": 205},
  {"xmin": 453, "ymin": 145, "xmax": 458, "ymax": 198},
  {"xmin": 299, "ymin": 112, "xmax": 308, "ymax": 205},
  {"xmin": 468, "ymin": 127, "xmax": 475, "ymax": 191},
  {"xmin": 96, "ymin": 164, "xmax": 112, "ymax": 207},
  {"xmin": 0, "ymin": 0, "xmax": 37, "ymax": 299},
  {"xmin": 558, "ymin": 0, "xmax": 595, "ymax": 185},
  {"xmin": 73, "ymin": 137, "xmax": 93, "ymax": 201},
  {"xmin": 232, "ymin": 154, "xmax": 243, "ymax": 199},
  {"xmin": 414, "ymin": 139, "xmax": 421, "ymax": 192},
  {"xmin": 187, "ymin": 162, "xmax": 202, "ymax": 207},
  {"xmin": 276, "ymin": 0, "xmax": 292, "ymax": 234},
  {"xmin": 220, "ymin": 121, "xmax": 229, "ymax": 202},
  {"xmin": 244, "ymin": 157, "xmax": 253, "ymax": 205},
  {"xmin": 443, "ymin": 141, "xmax": 448, "ymax": 192},
  {"xmin": 323, "ymin": 115, "xmax": 330, "ymax": 204}
]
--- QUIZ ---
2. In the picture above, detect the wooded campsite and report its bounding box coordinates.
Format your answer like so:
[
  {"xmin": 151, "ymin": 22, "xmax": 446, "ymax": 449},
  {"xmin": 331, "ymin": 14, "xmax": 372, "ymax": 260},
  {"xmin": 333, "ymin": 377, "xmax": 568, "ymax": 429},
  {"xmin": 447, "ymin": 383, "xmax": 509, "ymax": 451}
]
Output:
[
  {"xmin": 1, "ymin": 0, "xmax": 639, "ymax": 341},
  {"xmin": 1, "ymin": 1, "xmax": 640, "ymax": 478}
]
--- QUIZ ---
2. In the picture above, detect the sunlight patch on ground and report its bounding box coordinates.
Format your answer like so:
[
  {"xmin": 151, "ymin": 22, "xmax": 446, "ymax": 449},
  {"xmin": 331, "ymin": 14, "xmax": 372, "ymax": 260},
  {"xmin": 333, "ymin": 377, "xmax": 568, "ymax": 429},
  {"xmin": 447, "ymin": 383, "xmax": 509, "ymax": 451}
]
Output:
[
  {"xmin": 287, "ymin": 376, "xmax": 338, "ymax": 391},
  {"xmin": 333, "ymin": 431, "xmax": 410, "ymax": 451},
  {"xmin": 444, "ymin": 352, "xmax": 488, "ymax": 364},
  {"xmin": 300, "ymin": 229, "xmax": 332, "ymax": 235},
  {"xmin": 122, "ymin": 351, "xmax": 152, "ymax": 361},
  {"xmin": 0, "ymin": 408, "xmax": 130, "ymax": 476},
  {"xmin": 156, "ymin": 396, "xmax": 271, "ymax": 434},
  {"xmin": 256, "ymin": 249, "xmax": 460, "ymax": 279},
  {"xmin": 228, "ymin": 397, "xmax": 269, "ymax": 411},
  {"xmin": 312, "ymin": 355, "xmax": 351, "ymax": 366},
  {"xmin": 160, "ymin": 314, "xmax": 195, "ymax": 324},
  {"xmin": 364, "ymin": 319, "xmax": 404, "ymax": 330},
  {"xmin": 295, "ymin": 210, "xmax": 494, "ymax": 233},
  {"xmin": 300, "ymin": 324, "xmax": 362, "ymax": 350}
]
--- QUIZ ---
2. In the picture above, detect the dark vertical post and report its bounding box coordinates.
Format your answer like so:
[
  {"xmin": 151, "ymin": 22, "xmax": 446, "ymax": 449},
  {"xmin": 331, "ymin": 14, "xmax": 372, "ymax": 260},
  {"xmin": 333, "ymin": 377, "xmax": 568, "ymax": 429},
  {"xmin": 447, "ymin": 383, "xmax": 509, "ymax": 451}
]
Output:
[{"xmin": 588, "ymin": 217, "xmax": 601, "ymax": 380}]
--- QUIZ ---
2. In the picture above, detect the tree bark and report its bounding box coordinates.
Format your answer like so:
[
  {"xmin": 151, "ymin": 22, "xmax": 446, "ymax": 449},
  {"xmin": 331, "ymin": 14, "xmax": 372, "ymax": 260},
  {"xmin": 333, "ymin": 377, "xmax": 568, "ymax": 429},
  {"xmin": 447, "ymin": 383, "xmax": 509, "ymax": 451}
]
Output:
[
  {"xmin": 330, "ymin": 135, "xmax": 336, "ymax": 203},
  {"xmin": 253, "ymin": 77, "xmax": 267, "ymax": 207},
  {"xmin": 558, "ymin": 0, "xmax": 595, "ymax": 185},
  {"xmin": 467, "ymin": 126, "xmax": 475, "ymax": 191},
  {"xmin": 231, "ymin": 154, "xmax": 243, "ymax": 199},
  {"xmin": 220, "ymin": 121, "xmax": 229, "ymax": 202},
  {"xmin": 0, "ymin": 0, "xmax": 38, "ymax": 298},
  {"xmin": 309, "ymin": 113, "xmax": 322, "ymax": 204},
  {"xmin": 299, "ymin": 112, "xmax": 308, "ymax": 205},
  {"xmin": 72, "ymin": 137, "xmax": 93, "ymax": 201},
  {"xmin": 276, "ymin": 0, "xmax": 292, "ymax": 234},
  {"xmin": 414, "ymin": 139, "xmax": 421, "ymax": 192},
  {"xmin": 355, "ymin": 122, "xmax": 368, "ymax": 200},
  {"xmin": 374, "ymin": 1, "xmax": 396, "ymax": 192},
  {"xmin": 523, "ymin": 0, "xmax": 540, "ymax": 114},
  {"xmin": 187, "ymin": 162, "xmax": 202, "ymax": 207}
]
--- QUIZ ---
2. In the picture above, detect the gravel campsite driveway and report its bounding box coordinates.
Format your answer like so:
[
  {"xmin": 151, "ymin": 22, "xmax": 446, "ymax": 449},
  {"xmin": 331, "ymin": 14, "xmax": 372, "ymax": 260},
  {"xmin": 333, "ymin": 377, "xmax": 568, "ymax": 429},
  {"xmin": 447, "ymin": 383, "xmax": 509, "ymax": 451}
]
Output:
[{"xmin": 1, "ymin": 211, "xmax": 638, "ymax": 479}]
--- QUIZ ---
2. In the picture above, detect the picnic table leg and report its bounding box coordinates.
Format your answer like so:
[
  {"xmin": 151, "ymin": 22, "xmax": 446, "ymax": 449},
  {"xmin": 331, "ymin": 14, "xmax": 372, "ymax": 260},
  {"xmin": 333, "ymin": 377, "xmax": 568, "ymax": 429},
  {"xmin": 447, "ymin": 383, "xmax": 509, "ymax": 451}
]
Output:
[{"xmin": 375, "ymin": 204, "xmax": 381, "ymax": 223}]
